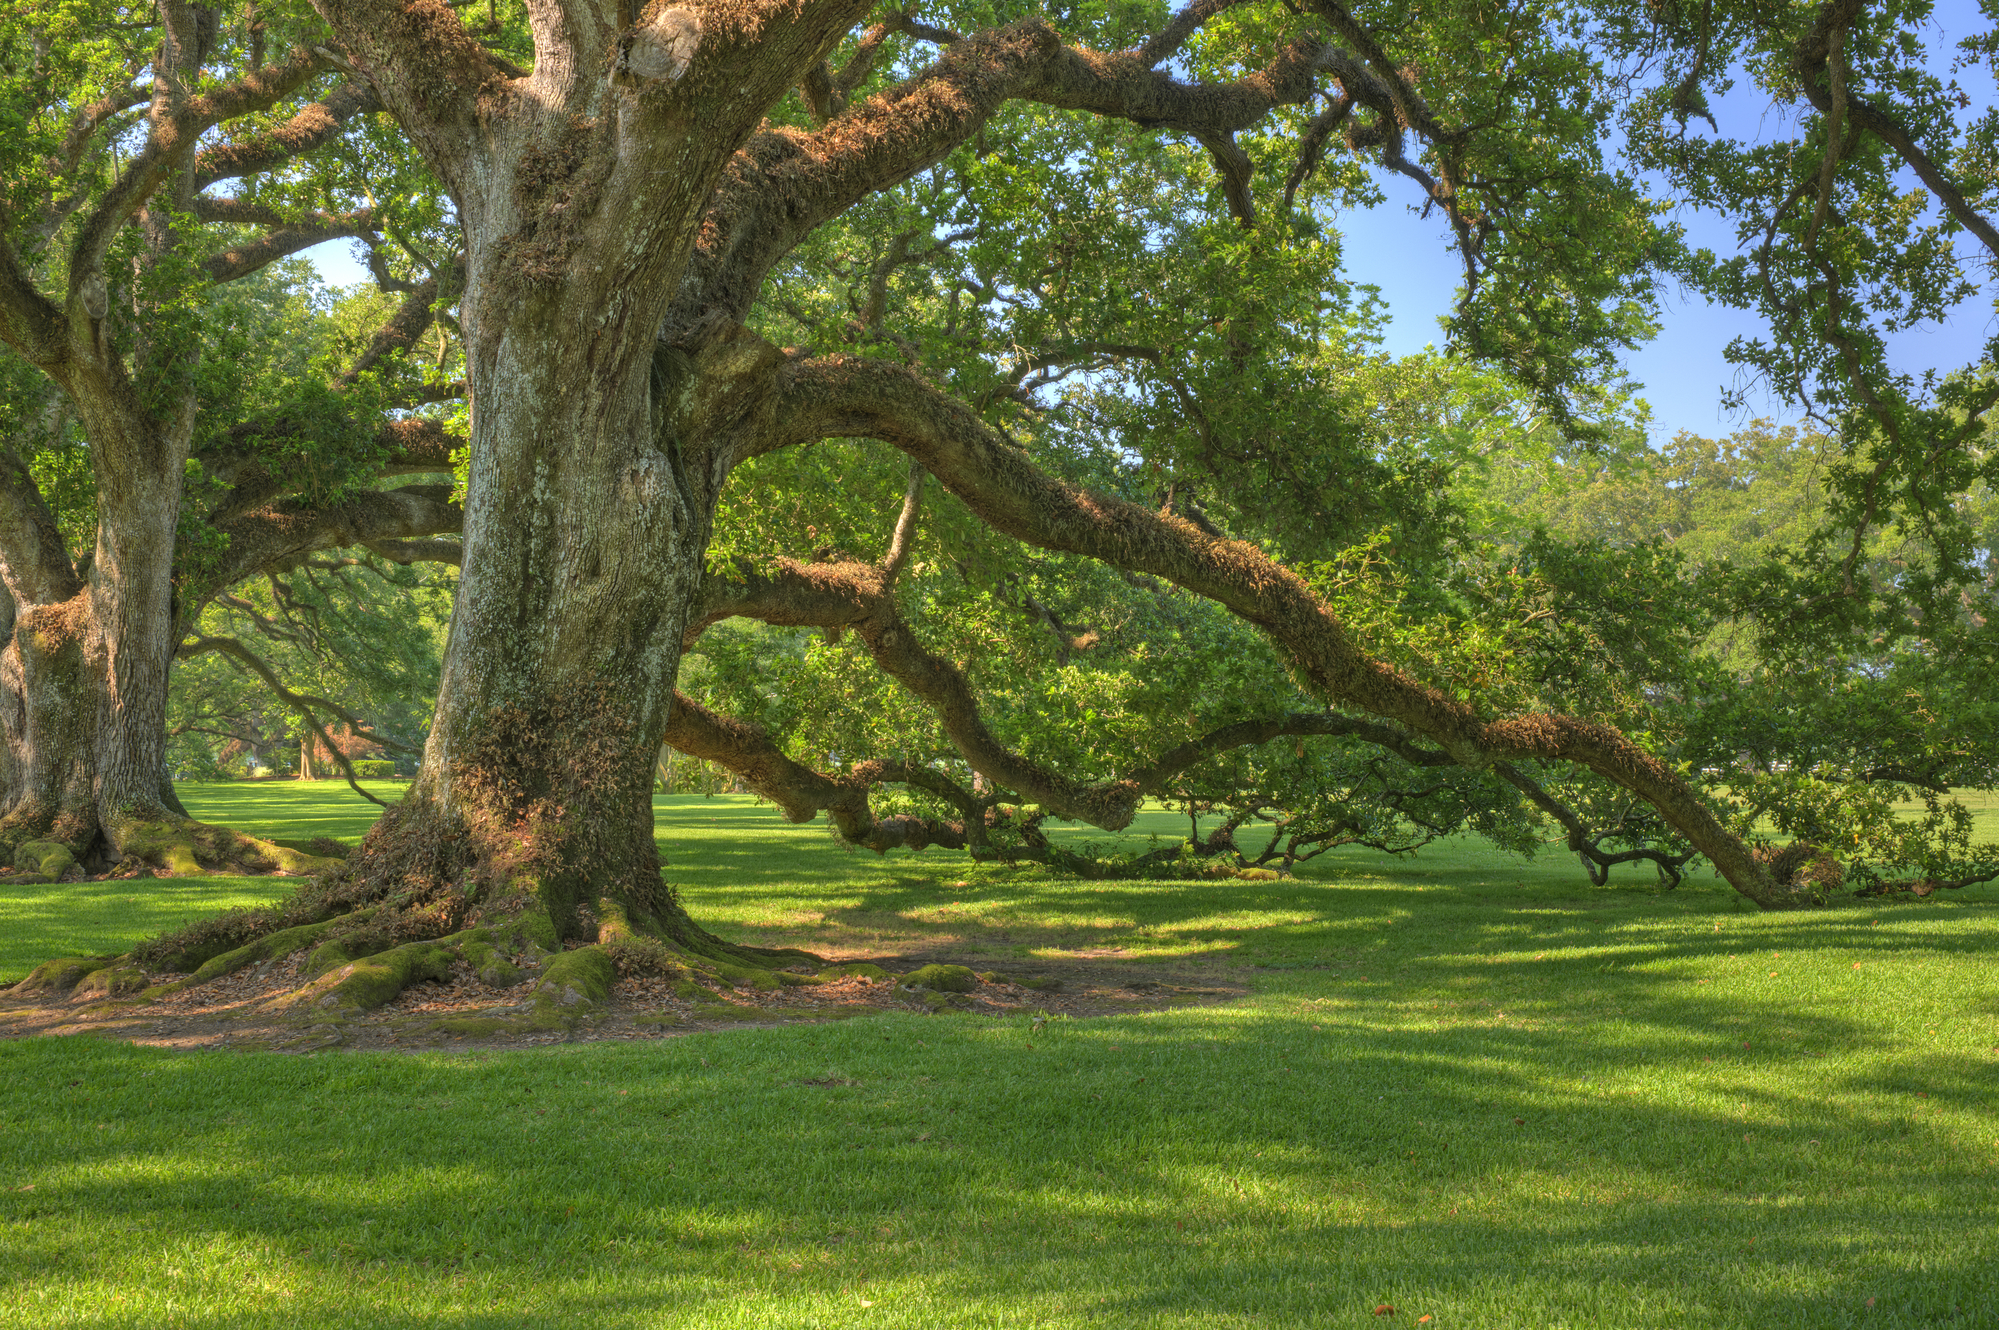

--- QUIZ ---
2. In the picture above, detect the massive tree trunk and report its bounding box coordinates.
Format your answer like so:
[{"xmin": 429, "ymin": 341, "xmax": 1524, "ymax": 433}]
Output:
[
  {"xmin": 70, "ymin": 389, "xmax": 195, "ymax": 857},
  {"xmin": 288, "ymin": 0, "xmax": 863, "ymax": 963},
  {"xmin": 375, "ymin": 313, "xmax": 714, "ymax": 940}
]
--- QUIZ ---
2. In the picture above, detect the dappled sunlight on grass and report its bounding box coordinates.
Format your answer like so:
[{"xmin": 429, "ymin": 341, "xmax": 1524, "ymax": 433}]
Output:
[
  {"xmin": 3, "ymin": 784, "xmax": 1997, "ymax": 1325},
  {"xmin": 0, "ymin": 878, "xmax": 297, "ymax": 984}
]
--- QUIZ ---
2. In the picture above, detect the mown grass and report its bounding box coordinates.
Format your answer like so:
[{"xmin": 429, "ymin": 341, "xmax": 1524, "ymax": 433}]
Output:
[{"xmin": 2, "ymin": 784, "xmax": 1997, "ymax": 1328}]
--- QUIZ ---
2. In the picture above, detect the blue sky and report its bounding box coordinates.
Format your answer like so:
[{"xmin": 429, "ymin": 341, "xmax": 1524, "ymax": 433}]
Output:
[
  {"xmin": 302, "ymin": 0, "xmax": 1993, "ymax": 446},
  {"xmin": 1329, "ymin": 0, "xmax": 1995, "ymax": 442}
]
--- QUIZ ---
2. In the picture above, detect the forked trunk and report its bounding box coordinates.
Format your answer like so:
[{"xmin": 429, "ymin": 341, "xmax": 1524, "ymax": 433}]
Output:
[{"xmin": 306, "ymin": 0, "xmax": 856, "ymax": 949}]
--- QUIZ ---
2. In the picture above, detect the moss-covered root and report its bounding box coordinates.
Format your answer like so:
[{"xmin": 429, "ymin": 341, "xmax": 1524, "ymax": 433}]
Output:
[
  {"xmin": 12, "ymin": 840, "xmax": 79, "ymax": 882},
  {"xmin": 287, "ymin": 940, "xmax": 457, "ymax": 1015},
  {"xmin": 108, "ymin": 812, "xmax": 344, "ymax": 878},
  {"xmin": 180, "ymin": 909, "xmax": 383, "ymax": 988},
  {"xmin": 528, "ymin": 947, "xmax": 619, "ymax": 1028},
  {"xmin": 597, "ymin": 897, "xmax": 824, "ymax": 991},
  {"xmin": 9, "ymin": 954, "xmax": 120, "ymax": 996},
  {"xmin": 74, "ymin": 963, "xmax": 148, "ymax": 998}
]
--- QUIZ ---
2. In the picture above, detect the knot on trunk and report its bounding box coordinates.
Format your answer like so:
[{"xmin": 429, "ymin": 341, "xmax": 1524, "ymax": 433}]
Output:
[{"xmin": 626, "ymin": 8, "xmax": 700, "ymax": 82}]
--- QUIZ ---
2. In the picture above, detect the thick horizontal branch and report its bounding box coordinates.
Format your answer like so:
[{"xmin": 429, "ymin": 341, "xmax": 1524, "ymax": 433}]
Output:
[
  {"xmin": 192, "ymin": 80, "xmax": 382, "ymax": 188},
  {"xmin": 661, "ymin": 693, "xmax": 981, "ymax": 853},
  {"xmin": 196, "ymin": 414, "xmax": 462, "ymax": 522},
  {"xmin": 202, "ymin": 483, "xmax": 462, "ymax": 599},
  {"xmin": 675, "ymin": 13, "xmax": 1330, "ymax": 335},
  {"xmin": 766, "ymin": 351, "xmax": 1803, "ymax": 905},
  {"xmin": 203, "ymin": 211, "xmax": 377, "ymax": 283},
  {"xmin": 378, "ymin": 417, "xmax": 461, "ymax": 472},
  {"xmin": 691, "ymin": 558, "xmax": 1457, "ymax": 831}
]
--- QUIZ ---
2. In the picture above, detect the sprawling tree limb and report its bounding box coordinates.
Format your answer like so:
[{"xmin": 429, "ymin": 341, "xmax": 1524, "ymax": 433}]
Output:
[
  {"xmin": 1792, "ymin": 0, "xmax": 1999, "ymax": 261},
  {"xmin": 340, "ymin": 256, "xmax": 462, "ymax": 385},
  {"xmin": 204, "ymin": 484, "xmax": 462, "ymax": 598},
  {"xmin": 661, "ymin": 692, "xmax": 981, "ymax": 852},
  {"xmin": 376, "ymin": 418, "xmax": 460, "ymax": 473},
  {"xmin": 766, "ymin": 352, "xmax": 1806, "ymax": 905},
  {"xmin": 672, "ymin": 10, "xmax": 1333, "ymax": 335},
  {"xmin": 691, "ymin": 556, "xmax": 1467, "ymax": 837},
  {"xmin": 192, "ymin": 80, "xmax": 383, "ymax": 188},
  {"xmin": 198, "ymin": 412, "xmax": 461, "ymax": 521},
  {"xmin": 69, "ymin": 46, "xmax": 329, "ymax": 298},
  {"xmin": 202, "ymin": 211, "xmax": 378, "ymax": 283},
  {"xmin": 0, "ymin": 240, "xmax": 69, "ymax": 370}
]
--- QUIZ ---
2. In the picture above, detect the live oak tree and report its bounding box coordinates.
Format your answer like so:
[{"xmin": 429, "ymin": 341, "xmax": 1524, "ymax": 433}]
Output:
[
  {"xmin": 16, "ymin": 0, "xmax": 1992, "ymax": 1016},
  {"xmin": 0, "ymin": 0, "xmax": 463, "ymax": 875},
  {"xmin": 94, "ymin": 0, "xmax": 1815, "ymax": 1013}
]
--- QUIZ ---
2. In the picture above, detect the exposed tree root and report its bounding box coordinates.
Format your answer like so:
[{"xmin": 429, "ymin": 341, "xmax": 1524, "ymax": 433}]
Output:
[
  {"xmin": 0, "ymin": 804, "xmax": 338, "ymax": 883},
  {"xmin": 17, "ymin": 844, "xmax": 835, "ymax": 1040},
  {"xmin": 105, "ymin": 811, "xmax": 344, "ymax": 878}
]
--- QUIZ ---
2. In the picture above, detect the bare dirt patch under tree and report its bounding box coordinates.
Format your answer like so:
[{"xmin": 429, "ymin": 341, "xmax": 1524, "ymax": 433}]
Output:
[{"xmin": 0, "ymin": 944, "xmax": 1245, "ymax": 1053}]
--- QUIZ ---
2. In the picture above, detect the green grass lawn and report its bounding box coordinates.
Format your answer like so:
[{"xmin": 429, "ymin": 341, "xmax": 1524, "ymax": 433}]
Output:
[{"xmin": 3, "ymin": 783, "xmax": 1997, "ymax": 1327}]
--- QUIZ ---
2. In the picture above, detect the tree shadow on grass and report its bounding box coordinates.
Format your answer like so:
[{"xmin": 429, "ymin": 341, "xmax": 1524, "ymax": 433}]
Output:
[{"xmin": 4, "ymin": 896, "xmax": 1995, "ymax": 1328}]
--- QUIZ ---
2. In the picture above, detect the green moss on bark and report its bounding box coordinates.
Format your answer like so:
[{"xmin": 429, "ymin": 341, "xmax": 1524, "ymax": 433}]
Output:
[
  {"xmin": 297, "ymin": 941, "xmax": 455, "ymax": 1013},
  {"xmin": 980, "ymin": 971, "xmax": 1062, "ymax": 991},
  {"xmin": 13, "ymin": 840, "xmax": 77, "ymax": 879},
  {"xmin": 111, "ymin": 814, "xmax": 343, "ymax": 878},
  {"xmin": 906, "ymin": 964, "xmax": 978, "ymax": 993},
  {"xmin": 528, "ymin": 946, "xmax": 618, "ymax": 1026},
  {"xmin": 821, "ymin": 962, "xmax": 889, "ymax": 980},
  {"xmin": 193, "ymin": 912, "xmax": 380, "ymax": 983},
  {"xmin": 430, "ymin": 1016, "xmax": 521, "ymax": 1038},
  {"xmin": 11, "ymin": 955, "xmax": 119, "ymax": 995},
  {"xmin": 74, "ymin": 964, "xmax": 147, "ymax": 998}
]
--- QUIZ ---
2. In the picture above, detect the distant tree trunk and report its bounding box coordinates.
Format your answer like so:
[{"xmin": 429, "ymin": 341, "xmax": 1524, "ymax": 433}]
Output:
[{"xmin": 0, "ymin": 586, "xmax": 102, "ymax": 864}]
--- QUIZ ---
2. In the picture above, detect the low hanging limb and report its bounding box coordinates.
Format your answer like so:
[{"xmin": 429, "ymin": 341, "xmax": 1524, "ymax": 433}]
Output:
[
  {"xmin": 660, "ymin": 693, "xmax": 988, "ymax": 853},
  {"xmin": 1492, "ymin": 764, "xmax": 1698, "ymax": 888},
  {"xmin": 760, "ymin": 352, "xmax": 1821, "ymax": 906},
  {"xmin": 690, "ymin": 556, "xmax": 1465, "ymax": 834},
  {"xmin": 180, "ymin": 634, "xmax": 404, "ymax": 807}
]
